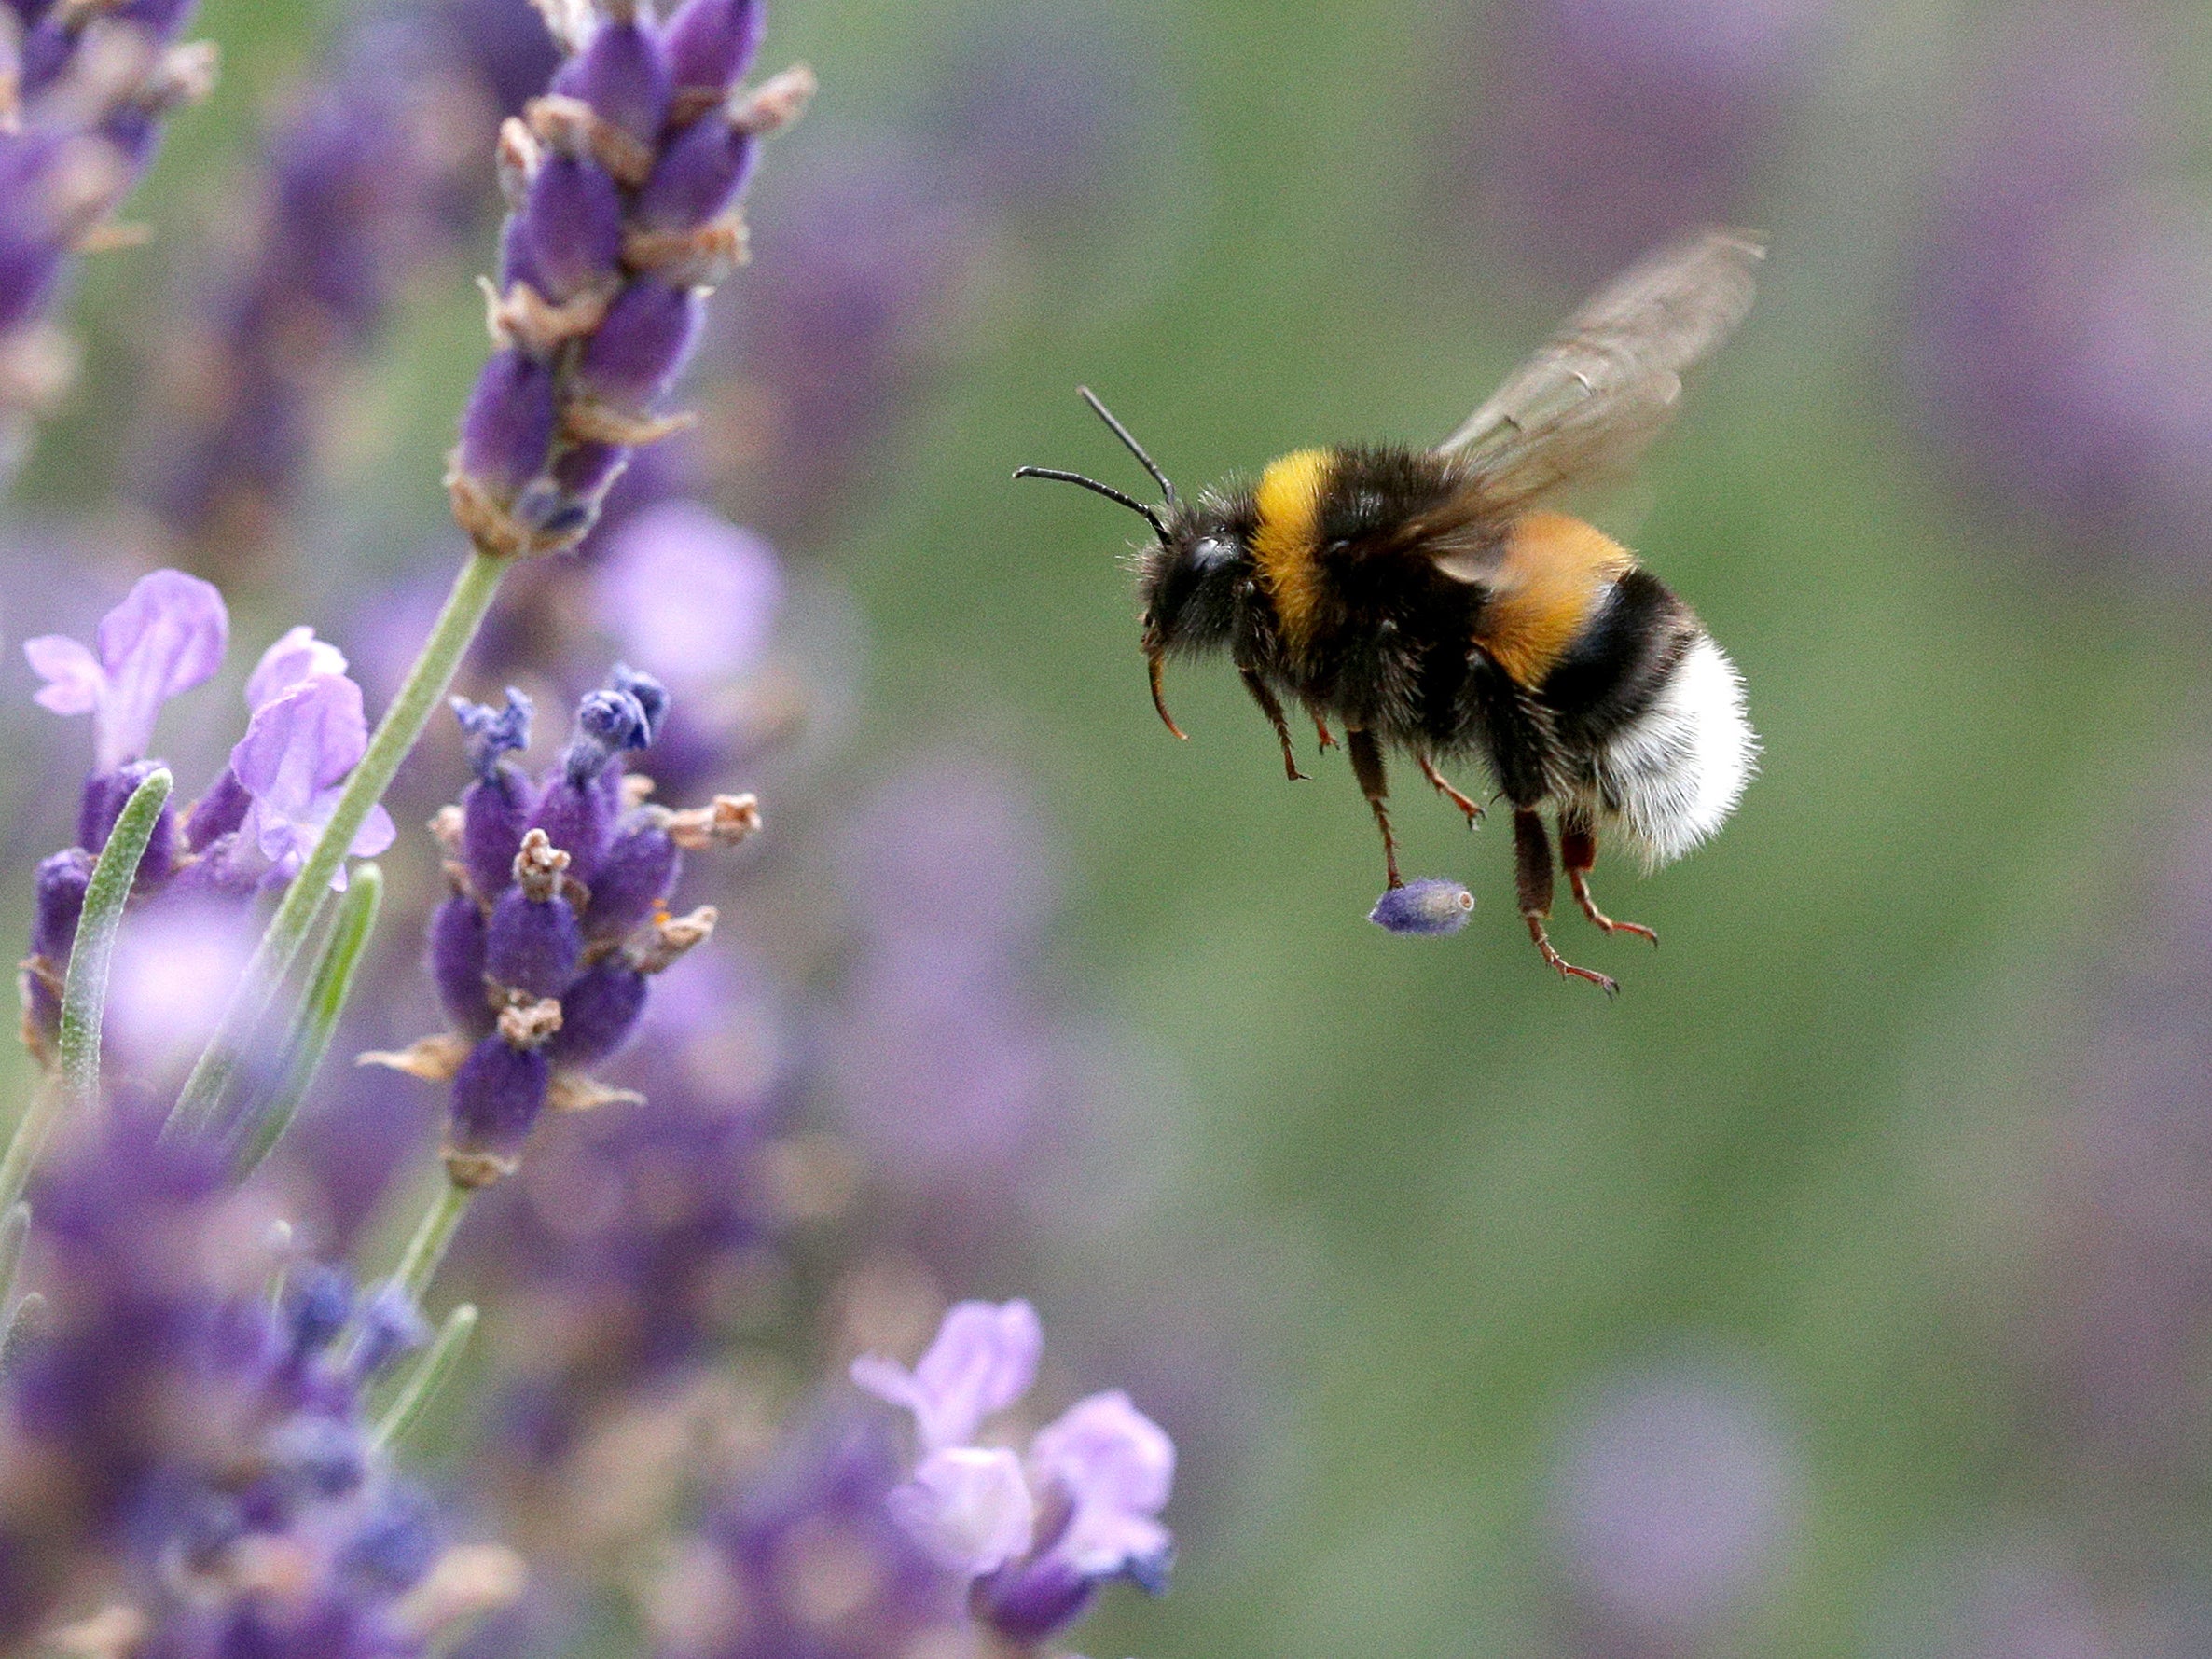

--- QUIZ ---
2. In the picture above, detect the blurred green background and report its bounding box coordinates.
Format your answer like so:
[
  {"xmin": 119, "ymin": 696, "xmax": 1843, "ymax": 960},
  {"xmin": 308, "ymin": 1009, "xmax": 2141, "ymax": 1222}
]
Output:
[{"xmin": 12, "ymin": 0, "xmax": 2212, "ymax": 1652}]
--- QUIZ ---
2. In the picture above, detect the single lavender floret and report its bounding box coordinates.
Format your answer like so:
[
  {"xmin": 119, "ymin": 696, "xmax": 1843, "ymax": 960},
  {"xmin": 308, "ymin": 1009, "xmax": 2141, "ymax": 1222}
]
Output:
[
  {"xmin": 544, "ymin": 957, "xmax": 646, "ymax": 1066},
  {"xmin": 431, "ymin": 892, "xmax": 495, "ymax": 1039},
  {"xmin": 449, "ymin": 1032, "xmax": 553, "ymax": 1185},
  {"xmin": 1369, "ymin": 877, "xmax": 1476, "ymax": 936},
  {"xmin": 455, "ymin": 688, "xmax": 539, "ymax": 898},
  {"xmin": 486, "ymin": 881, "xmax": 585, "ymax": 999},
  {"xmin": 853, "ymin": 1300, "xmax": 1175, "ymax": 1648}
]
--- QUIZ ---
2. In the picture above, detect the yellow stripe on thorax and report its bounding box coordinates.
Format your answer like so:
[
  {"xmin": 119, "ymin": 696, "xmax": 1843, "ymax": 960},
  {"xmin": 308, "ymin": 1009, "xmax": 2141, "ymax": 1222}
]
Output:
[
  {"xmin": 1250, "ymin": 448, "xmax": 1334, "ymax": 655},
  {"xmin": 1479, "ymin": 511, "xmax": 1637, "ymax": 687}
]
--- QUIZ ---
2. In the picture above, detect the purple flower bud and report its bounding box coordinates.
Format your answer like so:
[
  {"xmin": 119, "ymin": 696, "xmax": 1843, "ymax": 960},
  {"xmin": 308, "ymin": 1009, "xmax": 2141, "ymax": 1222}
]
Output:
[
  {"xmin": 350, "ymin": 1282, "xmax": 432, "ymax": 1380},
  {"xmin": 76, "ymin": 759, "xmax": 178, "ymax": 888},
  {"xmin": 183, "ymin": 767, "xmax": 252, "ymax": 851},
  {"xmin": 1369, "ymin": 878, "xmax": 1475, "ymax": 936},
  {"xmin": 584, "ymin": 821, "xmax": 678, "ymax": 941},
  {"xmin": 283, "ymin": 1263, "xmax": 354, "ymax": 1359},
  {"xmin": 521, "ymin": 155, "xmax": 623, "ymax": 301},
  {"xmin": 662, "ymin": 0, "xmax": 764, "ymax": 93},
  {"xmin": 430, "ymin": 893, "xmax": 493, "ymax": 1039},
  {"xmin": 558, "ymin": 682, "xmax": 657, "ymax": 789},
  {"xmin": 498, "ymin": 208, "xmax": 547, "ymax": 292},
  {"xmin": 461, "ymin": 767, "xmax": 538, "ymax": 901},
  {"xmin": 452, "ymin": 688, "xmax": 533, "ymax": 782},
  {"xmin": 635, "ymin": 111, "xmax": 758, "ymax": 232},
  {"xmin": 549, "ymin": 437, "xmax": 629, "ymax": 501},
  {"xmin": 610, "ymin": 664, "xmax": 670, "ymax": 743},
  {"xmin": 32, "ymin": 847, "xmax": 93, "ymax": 964},
  {"xmin": 484, "ymin": 885, "xmax": 584, "ymax": 1000},
  {"xmin": 459, "ymin": 347, "xmax": 558, "ymax": 501},
  {"xmin": 554, "ymin": 15, "xmax": 671, "ymax": 145},
  {"xmin": 449, "ymin": 1033, "xmax": 551, "ymax": 1176},
  {"xmin": 575, "ymin": 278, "xmax": 701, "ymax": 411},
  {"xmin": 545, "ymin": 958, "xmax": 647, "ymax": 1066},
  {"xmin": 527, "ymin": 780, "xmax": 615, "ymax": 883}
]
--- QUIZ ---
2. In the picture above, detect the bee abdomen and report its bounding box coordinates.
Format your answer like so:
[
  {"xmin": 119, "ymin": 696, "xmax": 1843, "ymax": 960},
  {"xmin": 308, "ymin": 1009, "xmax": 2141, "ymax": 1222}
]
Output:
[{"xmin": 1576, "ymin": 629, "xmax": 1757, "ymax": 870}]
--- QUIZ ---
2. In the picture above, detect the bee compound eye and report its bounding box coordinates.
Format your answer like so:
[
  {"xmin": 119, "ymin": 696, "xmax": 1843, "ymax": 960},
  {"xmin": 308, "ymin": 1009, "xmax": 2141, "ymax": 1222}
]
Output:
[{"xmin": 1191, "ymin": 536, "xmax": 1234, "ymax": 569}]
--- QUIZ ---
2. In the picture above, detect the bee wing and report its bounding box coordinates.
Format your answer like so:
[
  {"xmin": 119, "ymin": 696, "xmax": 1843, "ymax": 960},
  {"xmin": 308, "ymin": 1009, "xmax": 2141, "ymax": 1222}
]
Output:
[{"xmin": 1436, "ymin": 228, "xmax": 1764, "ymax": 513}]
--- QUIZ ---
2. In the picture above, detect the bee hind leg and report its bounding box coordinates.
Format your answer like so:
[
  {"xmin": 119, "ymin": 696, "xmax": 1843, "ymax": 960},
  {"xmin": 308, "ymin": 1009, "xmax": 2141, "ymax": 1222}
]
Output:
[
  {"xmin": 1345, "ymin": 727, "xmax": 1403, "ymax": 890},
  {"xmin": 1559, "ymin": 809, "xmax": 1658, "ymax": 946},
  {"xmin": 1239, "ymin": 670, "xmax": 1308, "ymax": 781},
  {"xmin": 1417, "ymin": 754, "xmax": 1486, "ymax": 827},
  {"xmin": 1514, "ymin": 808, "xmax": 1617, "ymax": 996}
]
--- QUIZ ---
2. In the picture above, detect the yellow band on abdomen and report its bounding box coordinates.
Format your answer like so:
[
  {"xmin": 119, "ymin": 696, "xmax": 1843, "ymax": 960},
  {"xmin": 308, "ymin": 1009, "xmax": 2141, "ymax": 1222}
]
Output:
[{"xmin": 1251, "ymin": 448, "xmax": 1334, "ymax": 655}]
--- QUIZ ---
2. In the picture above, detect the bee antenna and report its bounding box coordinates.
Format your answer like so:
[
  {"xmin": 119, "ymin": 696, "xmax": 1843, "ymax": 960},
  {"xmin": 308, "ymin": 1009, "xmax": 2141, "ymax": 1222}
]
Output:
[
  {"xmin": 1013, "ymin": 466, "xmax": 1168, "ymax": 541},
  {"xmin": 1076, "ymin": 385, "xmax": 1178, "ymax": 508}
]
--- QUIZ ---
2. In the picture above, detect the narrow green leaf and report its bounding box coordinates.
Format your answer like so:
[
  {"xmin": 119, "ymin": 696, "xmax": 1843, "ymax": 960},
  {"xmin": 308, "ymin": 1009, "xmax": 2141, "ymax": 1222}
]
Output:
[
  {"xmin": 0, "ymin": 767, "xmax": 171, "ymax": 1212},
  {"xmin": 235, "ymin": 864, "xmax": 384, "ymax": 1174},
  {"xmin": 0, "ymin": 1202, "xmax": 30, "ymax": 1317},
  {"xmin": 375, "ymin": 1302, "xmax": 478, "ymax": 1448}
]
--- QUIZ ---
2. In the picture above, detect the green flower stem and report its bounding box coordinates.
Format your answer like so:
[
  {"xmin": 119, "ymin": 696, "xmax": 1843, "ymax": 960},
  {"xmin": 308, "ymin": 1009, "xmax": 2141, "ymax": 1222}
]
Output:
[
  {"xmin": 0, "ymin": 767, "xmax": 172, "ymax": 1213},
  {"xmin": 235, "ymin": 864, "xmax": 384, "ymax": 1175},
  {"xmin": 392, "ymin": 1179, "xmax": 476, "ymax": 1305},
  {"xmin": 170, "ymin": 549, "xmax": 507, "ymax": 1135}
]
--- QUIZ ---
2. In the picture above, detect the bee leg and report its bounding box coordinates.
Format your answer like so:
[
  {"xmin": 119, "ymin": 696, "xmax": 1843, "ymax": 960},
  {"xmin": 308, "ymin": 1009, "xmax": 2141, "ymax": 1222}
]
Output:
[
  {"xmin": 1559, "ymin": 809, "xmax": 1658, "ymax": 946},
  {"xmin": 1307, "ymin": 706, "xmax": 1337, "ymax": 752},
  {"xmin": 1514, "ymin": 808, "xmax": 1617, "ymax": 996},
  {"xmin": 1417, "ymin": 754, "xmax": 1486, "ymax": 827},
  {"xmin": 1239, "ymin": 669, "xmax": 1308, "ymax": 781},
  {"xmin": 1345, "ymin": 727, "xmax": 1403, "ymax": 890}
]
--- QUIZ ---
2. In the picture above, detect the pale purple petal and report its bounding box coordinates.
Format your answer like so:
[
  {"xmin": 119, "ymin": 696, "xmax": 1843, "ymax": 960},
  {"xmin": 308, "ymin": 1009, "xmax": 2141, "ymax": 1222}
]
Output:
[
  {"xmin": 886, "ymin": 1445, "xmax": 1036, "ymax": 1576},
  {"xmin": 350, "ymin": 803, "xmax": 396, "ymax": 860},
  {"xmin": 231, "ymin": 674, "xmax": 379, "ymax": 890},
  {"xmin": 915, "ymin": 1299, "xmax": 1044, "ymax": 1448},
  {"xmin": 246, "ymin": 625, "xmax": 350, "ymax": 712},
  {"xmin": 24, "ymin": 634, "xmax": 104, "ymax": 716},
  {"xmin": 89, "ymin": 569, "xmax": 228, "ymax": 767},
  {"xmin": 591, "ymin": 501, "xmax": 781, "ymax": 686},
  {"xmin": 853, "ymin": 1298, "xmax": 1044, "ymax": 1451},
  {"xmin": 1030, "ymin": 1390, "xmax": 1175, "ymax": 1575}
]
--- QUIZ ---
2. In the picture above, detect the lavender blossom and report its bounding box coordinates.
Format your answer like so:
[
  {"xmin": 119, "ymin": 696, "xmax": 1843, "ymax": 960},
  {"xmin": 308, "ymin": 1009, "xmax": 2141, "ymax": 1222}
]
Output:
[
  {"xmin": 18, "ymin": 576, "xmax": 387, "ymax": 1060},
  {"xmin": 0, "ymin": 0, "xmax": 215, "ymax": 454},
  {"xmin": 0, "ymin": 1113, "xmax": 519, "ymax": 1651},
  {"xmin": 366, "ymin": 670, "xmax": 760, "ymax": 1188},
  {"xmin": 447, "ymin": 0, "xmax": 812, "ymax": 559},
  {"xmin": 853, "ymin": 1298, "xmax": 1175, "ymax": 1649}
]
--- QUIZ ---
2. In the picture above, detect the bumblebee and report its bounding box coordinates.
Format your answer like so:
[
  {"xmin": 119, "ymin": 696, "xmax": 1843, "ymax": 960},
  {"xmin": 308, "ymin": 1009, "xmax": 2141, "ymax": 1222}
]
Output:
[{"xmin": 1017, "ymin": 229, "xmax": 1763, "ymax": 992}]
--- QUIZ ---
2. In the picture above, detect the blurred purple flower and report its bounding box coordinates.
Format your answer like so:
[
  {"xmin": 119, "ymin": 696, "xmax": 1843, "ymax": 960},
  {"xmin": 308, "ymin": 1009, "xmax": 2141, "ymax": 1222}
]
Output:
[
  {"xmin": 23, "ymin": 566, "xmax": 227, "ymax": 769},
  {"xmin": 1459, "ymin": 0, "xmax": 1829, "ymax": 280},
  {"xmin": 592, "ymin": 500, "xmax": 781, "ymax": 691},
  {"xmin": 1902, "ymin": 4, "xmax": 2212, "ymax": 568},
  {"xmin": 1545, "ymin": 1361, "xmax": 1802, "ymax": 1653},
  {"xmin": 649, "ymin": 1411, "xmax": 968, "ymax": 1659},
  {"xmin": 0, "ymin": 1113, "xmax": 519, "ymax": 1651},
  {"xmin": 853, "ymin": 1298, "xmax": 1175, "ymax": 1646},
  {"xmin": 104, "ymin": 892, "xmax": 257, "ymax": 1076}
]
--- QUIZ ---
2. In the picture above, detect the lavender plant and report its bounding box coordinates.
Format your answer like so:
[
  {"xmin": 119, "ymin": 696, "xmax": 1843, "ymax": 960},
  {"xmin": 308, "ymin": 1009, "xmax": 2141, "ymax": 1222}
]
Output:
[{"xmin": 0, "ymin": 4, "xmax": 1187, "ymax": 1655}]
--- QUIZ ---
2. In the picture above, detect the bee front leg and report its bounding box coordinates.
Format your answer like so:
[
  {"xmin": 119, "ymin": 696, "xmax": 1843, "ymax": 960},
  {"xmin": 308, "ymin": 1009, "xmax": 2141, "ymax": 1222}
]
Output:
[
  {"xmin": 1345, "ymin": 727, "xmax": 1403, "ymax": 890},
  {"xmin": 1559, "ymin": 809, "xmax": 1657, "ymax": 946},
  {"xmin": 1417, "ymin": 753, "xmax": 1486, "ymax": 828},
  {"xmin": 1514, "ymin": 808, "xmax": 1617, "ymax": 995},
  {"xmin": 1240, "ymin": 669, "xmax": 1308, "ymax": 781}
]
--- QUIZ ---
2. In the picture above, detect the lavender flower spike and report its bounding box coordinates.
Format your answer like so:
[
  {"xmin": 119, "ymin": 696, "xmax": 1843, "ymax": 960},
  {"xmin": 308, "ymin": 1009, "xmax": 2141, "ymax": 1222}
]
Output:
[
  {"xmin": 229, "ymin": 669, "xmax": 396, "ymax": 888},
  {"xmin": 23, "ymin": 567, "xmax": 226, "ymax": 768},
  {"xmin": 852, "ymin": 1298, "xmax": 1044, "ymax": 1452},
  {"xmin": 448, "ymin": 0, "xmax": 809, "ymax": 557}
]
